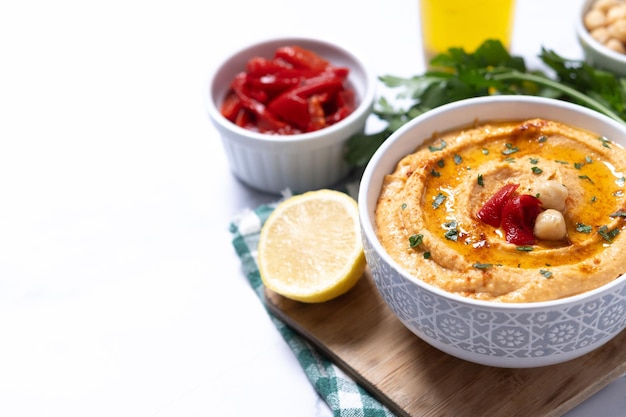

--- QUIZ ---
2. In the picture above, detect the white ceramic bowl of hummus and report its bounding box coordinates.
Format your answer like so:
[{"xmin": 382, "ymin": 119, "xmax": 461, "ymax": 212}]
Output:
[
  {"xmin": 207, "ymin": 36, "xmax": 375, "ymax": 195},
  {"xmin": 359, "ymin": 95, "xmax": 626, "ymax": 368}
]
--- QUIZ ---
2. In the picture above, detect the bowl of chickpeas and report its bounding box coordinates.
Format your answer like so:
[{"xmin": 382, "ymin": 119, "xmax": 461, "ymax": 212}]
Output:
[{"xmin": 577, "ymin": 0, "xmax": 626, "ymax": 77}]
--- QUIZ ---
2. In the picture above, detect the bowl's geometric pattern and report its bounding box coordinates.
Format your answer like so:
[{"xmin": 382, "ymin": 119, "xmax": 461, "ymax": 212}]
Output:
[{"xmin": 364, "ymin": 233, "xmax": 626, "ymax": 365}]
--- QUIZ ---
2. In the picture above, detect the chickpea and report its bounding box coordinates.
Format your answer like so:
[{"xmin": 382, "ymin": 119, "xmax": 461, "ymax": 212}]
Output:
[
  {"xmin": 585, "ymin": 8, "xmax": 608, "ymax": 30},
  {"xmin": 595, "ymin": 0, "xmax": 621, "ymax": 12},
  {"xmin": 606, "ymin": 37, "xmax": 626, "ymax": 52},
  {"xmin": 608, "ymin": 18, "xmax": 626, "ymax": 42},
  {"xmin": 534, "ymin": 209, "xmax": 567, "ymax": 241},
  {"xmin": 607, "ymin": 3, "xmax": 626, "ymax": 23},
  {"xmin": 591, "ymin": 27, "xmax": 611, "ymax": 43},
  {"xmin": 534, "ymin": 180, "xmax": 569, "ymax": 211}
]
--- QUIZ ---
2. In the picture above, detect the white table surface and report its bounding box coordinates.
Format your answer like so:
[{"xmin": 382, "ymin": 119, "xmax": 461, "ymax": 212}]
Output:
[{"xmin": 1, "ymin": 0, "xmax": 625, "ymax": 416}]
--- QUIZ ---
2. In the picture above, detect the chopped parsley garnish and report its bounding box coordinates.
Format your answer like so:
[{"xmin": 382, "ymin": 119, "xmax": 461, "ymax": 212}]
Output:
[
  {"xmin": 432, "ymin": 193, "xmax": 446, "ymax": 209},
  {"xmin": 502, "ymin": 143, "xmax": 519, "ymax": 155},
  {"xmin": 531, "ymin": 166, "xmax": 543, "ymax": 174},
  {"xmin": 454, "ymin": 154, "xmax": 462, "ymax": 164},
  {"xmin": 409, "ymin": 234, "xmax": 423, "ymax": 248},
  {"xmin": 442, "ymin": 220, "xmax": 459, "ymax": 241},
  {"xmin": 610, "ymin": 211, "xmax": 626, "ymax": 218},
  {"xmin": 540, "ymin": 269, "xmax": 553, "ymax": 278},
  {"xmin": 401, "ymin": 203, "xmax": 407, "ymax": 210},
  {"xmin": 579, "ymin": 175, "xmax": 595, "ymax": 184},
  {"xmin": 516, "ymin": 245, "xmax": 534, "ymax": 251},
  {"xmin": 598, "ymin": 136, "xmax": 611, "ymax": 148},
  {"xmin": 529, "ymin": 157, "xmax": 539, "ymax": 164},
  {"xmin": 473, "ymin": 262, "xmax": 492, "ymax": 270},
  {"xmin": 423, "ymin": 251, "xmax": 431, "ymax": 259},
  {"xmin": 429, "ymin": 140, "xmax": 447, "ymax": 152},
  {"xmin": 538, "ymin": 136, "xmax": 548, "ymax": 143},
  {"xmin": 477, "ymin": 174, "xmax": 484, "ymax": 186},
  {"xmin": 443, "ymin": 220, "xmax": 457, "ymax": 228},
  {"xmin": 598, "ymin": 225, "xmax": 620, "ymax": 242},
  {"xmin": 576, "ymin": 223, "xmax": 592, "ymax": 233},
  {"xmin": 482, "ymin": 148, "xmax": 489, "ymax": 155},
  {"xmin": 444, "ymin": 229, "xmax": 459, "ymax": 241},
  {"xmin": 437, "ymin": 159, "xmax": 445, "ymax": 168},
  {"xmin": 430, "ymin": 169, "xmax": 441, "ymax": 177}
]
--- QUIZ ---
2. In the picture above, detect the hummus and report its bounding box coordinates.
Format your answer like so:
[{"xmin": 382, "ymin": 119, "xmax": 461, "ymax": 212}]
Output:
[{"xmin": 375, "ymin": 118, "xmax": 626, "ymax": 302}]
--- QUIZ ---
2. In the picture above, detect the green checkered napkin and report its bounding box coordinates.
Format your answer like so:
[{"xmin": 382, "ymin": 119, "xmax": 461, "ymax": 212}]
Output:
[{"xmin": 229, "ymin": 202, "xmax": 396, "ymax": 417}]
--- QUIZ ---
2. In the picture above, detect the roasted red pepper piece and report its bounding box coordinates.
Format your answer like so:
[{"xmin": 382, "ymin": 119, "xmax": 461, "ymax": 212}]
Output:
[
  {"xmin": 501, "ymin": 194, "xmax": 542, "ymax": 245},
  {"xmin": 318, "ymin": 66, "xmax": 350, "ymax": 80},
  {"xmin": 220, "ymin": 92, "xmax": 253, "ymax": 128},
  {"xmin": 299, "ymin": 77, "xmax": 343, "ymax": 98},
  {"xmin": 476, "ymin": 183, "xmax": 519, "ymax": 227},
  {"xmin": 229, "ymin": 73, "xmax": 288, "ymax": 133},
  {"xmin": 245, "ymin": 56, "xmax": 327, "ymax": 99},
  {"xmin": 274, "ymin": 45, "xmax": 330, "ymax": 71},
  {"xmin": 268, "ymin": 93, "xmax": 310, "ymax": 130},
  {"xmin": 220, "ymin": 91, "xmax": 243, "ymax": 123},
  {"xmin": 267, "ymin": 77, "xmax": 344, "ymax": 130},
  {"xmin": 325, "ymin": 89, "xmax": 356, "ymax": 124},
  {"xmin": 245, "ymin": 68, "xmax": 326, "ymax": 98},
  {"xmin": 245, "ymin": 56, "xmax": 293, "ymax": 77},
  {"xmin": 233, "ymin": 105, "xmax": 252, "ymax": 128}
]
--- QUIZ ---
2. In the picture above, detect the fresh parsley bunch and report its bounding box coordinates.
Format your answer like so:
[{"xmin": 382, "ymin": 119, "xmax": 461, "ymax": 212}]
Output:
[{"xmin": 345, "ymin": 39, "xmax": 626, "ymax": 168}]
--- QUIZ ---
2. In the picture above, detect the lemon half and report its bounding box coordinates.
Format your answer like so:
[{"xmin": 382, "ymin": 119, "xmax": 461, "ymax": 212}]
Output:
[{"xmin": 258, "ymin": 189, "xmax": 366, "ymax": 303}]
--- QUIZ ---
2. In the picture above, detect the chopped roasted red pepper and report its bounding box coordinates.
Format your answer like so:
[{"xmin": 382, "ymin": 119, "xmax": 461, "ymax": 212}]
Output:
[
  {"xmin": 326, "ymin": 89, "xmax": 356, "ymax": 124},
  {"xmin": 501, "ymin": 194, "xmax": 542, "ymax": 245},
  {"xmin": 245, "ymin": 56, "xmax": 292, "ymax": 77},
  {"xmin": 267, "ymin": 78, "xmax": 343, "ymax": 129},
  {"xmin": 220, "ymin": 91, "xmax": 243, "ymax": 122},
  {"xmin": 219, "ymin": 45, "xmax": 355, "ymax": 134},
  {"xmin": 274, "ymin": 45, "xmax": 330, "ymax": 71},
  {"xmin": 245, "ymin": 56, "xmax": 328, "ymax": 99},
  {"xmin": 246, "ymin": 68, "xmax": 325, "ymax": 97},
  {"xmin": 476, "ymin": 183, "xmax": 519, "ymax": 227},
  {"xmin": 228, "ymin": 73, "xmax": 289, "ymax": 133},
  {"xmin": 275, "ymin": 76, "xmax": 344, "ymax": 101},
  {"xmin": 267, "ymin": 93, "xmax": 309, "ymax": 130},
  {"xmin": 476, "ymin": 183, "xmax": 543, "ymax": 245},
  {"xmin": 233, "ymin": 105, "xmax": 251, "ymax": 128}
]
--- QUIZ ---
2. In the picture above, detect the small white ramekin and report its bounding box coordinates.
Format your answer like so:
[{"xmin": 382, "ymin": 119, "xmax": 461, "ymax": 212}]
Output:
[{"xmin": 207, "ymin": 36, "xmax": 376, "ymax": 194}]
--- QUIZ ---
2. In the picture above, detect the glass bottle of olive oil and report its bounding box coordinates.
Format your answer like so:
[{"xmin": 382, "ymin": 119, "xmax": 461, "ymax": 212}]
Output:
[{"xmin": 420, "ymin": 0, "xmax": 516, "ymax": 63}]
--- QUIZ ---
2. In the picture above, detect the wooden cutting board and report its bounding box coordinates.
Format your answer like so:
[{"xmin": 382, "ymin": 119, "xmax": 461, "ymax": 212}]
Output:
[{"xmin": 265, "ymin": 269, "xmax": 626, "ymax": 417}]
